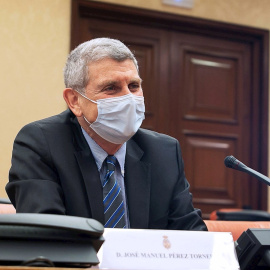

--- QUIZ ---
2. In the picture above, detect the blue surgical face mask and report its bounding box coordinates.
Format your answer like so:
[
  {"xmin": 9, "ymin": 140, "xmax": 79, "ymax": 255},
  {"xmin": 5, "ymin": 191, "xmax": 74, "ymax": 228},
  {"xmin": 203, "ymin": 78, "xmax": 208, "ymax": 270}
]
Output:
[{"xmin": 76, "ymin": 91, "xmax": 145, "ymax": 144}]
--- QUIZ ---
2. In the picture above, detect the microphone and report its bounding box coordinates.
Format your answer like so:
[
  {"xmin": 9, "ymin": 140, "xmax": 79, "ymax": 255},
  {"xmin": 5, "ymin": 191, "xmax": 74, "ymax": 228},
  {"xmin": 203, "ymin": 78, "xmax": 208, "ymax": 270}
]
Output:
[{"xmin": 224, "ymin": 155, "xmax": 270, "ymax": 186}]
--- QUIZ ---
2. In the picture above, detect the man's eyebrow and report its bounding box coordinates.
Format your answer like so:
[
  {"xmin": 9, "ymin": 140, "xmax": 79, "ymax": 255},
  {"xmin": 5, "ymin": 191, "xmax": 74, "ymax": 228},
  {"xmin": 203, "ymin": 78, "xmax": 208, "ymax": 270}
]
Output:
[
  {"xmin": 97, "ymin": 78, "xmax": 142, "ymax": 89},
  {"xmin": 96, "ymin": 80, "xmax": 117, "ymax": 89},
  {"xmin": 129, "ymin": 78, "xmax": 143, "ymax": 84},
  {"xmin": 131, "ymin": 77, "xmax": 142, "ymax": 83}
]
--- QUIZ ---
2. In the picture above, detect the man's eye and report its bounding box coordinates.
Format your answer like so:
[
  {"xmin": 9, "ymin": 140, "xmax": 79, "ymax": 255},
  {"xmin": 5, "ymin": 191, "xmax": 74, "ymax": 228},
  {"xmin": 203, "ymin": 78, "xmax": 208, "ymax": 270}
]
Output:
[
  {"xmin": 129, "ymin": 84, "xmax": 140, "ymax": 91},
  {"xmin": 105, "ymin": 85, "xmax": 116, "ymax": 91}
]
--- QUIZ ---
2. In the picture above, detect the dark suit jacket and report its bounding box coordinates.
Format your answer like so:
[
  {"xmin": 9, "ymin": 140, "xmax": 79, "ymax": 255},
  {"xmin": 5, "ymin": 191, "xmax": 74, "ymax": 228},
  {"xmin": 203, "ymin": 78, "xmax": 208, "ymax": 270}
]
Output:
[{"xmin": 6, "ymin": 110, "xmax": 207, "ymax": 231}]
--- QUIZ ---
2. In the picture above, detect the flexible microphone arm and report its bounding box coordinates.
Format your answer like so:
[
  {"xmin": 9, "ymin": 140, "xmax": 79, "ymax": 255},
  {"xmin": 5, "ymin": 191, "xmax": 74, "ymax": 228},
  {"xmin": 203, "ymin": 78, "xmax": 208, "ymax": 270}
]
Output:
[{"xmin": 224, "ymin": 155, "xmax": 270, "ymax": 186}]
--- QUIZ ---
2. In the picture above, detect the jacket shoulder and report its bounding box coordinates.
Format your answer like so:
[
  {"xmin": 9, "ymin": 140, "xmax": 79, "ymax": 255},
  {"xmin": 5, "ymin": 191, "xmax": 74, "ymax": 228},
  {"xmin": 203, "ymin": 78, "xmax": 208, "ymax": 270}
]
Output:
[
  {"xmin": 19, "ymin": 110, "xmax": 74, "ymax": 131},
  {"xmin": 133, "ymin": 128, "xmax": 178, "ymax": 144}
]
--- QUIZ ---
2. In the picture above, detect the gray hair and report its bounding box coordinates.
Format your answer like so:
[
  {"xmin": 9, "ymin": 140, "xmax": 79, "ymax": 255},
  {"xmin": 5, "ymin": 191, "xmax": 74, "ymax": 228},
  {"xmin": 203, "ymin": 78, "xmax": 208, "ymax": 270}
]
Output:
[{"xmin": 63, "ymin": 38, "xmax": 139, "ymax": 93}]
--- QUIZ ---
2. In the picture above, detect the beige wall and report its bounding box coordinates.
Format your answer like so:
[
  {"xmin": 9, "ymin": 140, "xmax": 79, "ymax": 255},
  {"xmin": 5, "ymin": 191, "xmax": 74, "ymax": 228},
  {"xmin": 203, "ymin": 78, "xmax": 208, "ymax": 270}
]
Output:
[
  {"xmin": 1, "ymin": 0, "xmax": 270, "ymax": 209},
  {"xmin": 94, "ymin": 0, "xmax": 270, "ymax": 210},
  {"xmin": 0, "ymin": 0, "xmax": 70, "ymax": 197},
  {"xmin": 94, "ymin": 0, "xmax": 270, "ymax": 30}
]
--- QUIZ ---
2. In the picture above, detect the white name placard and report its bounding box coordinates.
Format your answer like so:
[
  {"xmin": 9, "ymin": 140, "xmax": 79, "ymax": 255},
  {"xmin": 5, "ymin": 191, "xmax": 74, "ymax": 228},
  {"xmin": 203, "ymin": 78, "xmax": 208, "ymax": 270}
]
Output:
[{"xmin": 95, "ymin": 228, "xmax": 239, "ymax": 270}]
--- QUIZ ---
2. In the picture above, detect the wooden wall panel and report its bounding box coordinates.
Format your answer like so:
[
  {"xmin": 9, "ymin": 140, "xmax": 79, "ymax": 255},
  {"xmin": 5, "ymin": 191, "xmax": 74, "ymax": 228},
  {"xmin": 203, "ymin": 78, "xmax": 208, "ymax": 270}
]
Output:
[
  {"xmin": 184, "ymin": 53, "xmax": 237, "ymax": 123},
  {"xmin": 183, "ymin": 132, "xmax": 239, "ymax": 216}
]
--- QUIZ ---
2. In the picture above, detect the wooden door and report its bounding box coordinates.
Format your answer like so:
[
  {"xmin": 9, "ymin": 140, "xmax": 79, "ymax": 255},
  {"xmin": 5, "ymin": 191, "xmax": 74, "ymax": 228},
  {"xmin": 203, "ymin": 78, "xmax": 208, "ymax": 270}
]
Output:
[
  {"xmin": 71, "ymin": 0, "xmax": 269, "ymax": 218},
  {"xmin": 169, "ymin": 33, "xmax": 253, "ymax": 216}
]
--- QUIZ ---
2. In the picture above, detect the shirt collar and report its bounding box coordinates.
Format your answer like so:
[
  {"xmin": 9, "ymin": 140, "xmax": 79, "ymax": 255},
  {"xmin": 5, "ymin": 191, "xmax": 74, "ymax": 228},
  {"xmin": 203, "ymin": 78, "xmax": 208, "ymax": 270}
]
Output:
[{"xmin": 81, "ymin": 127, "xmax": 126, "ymax": 176}]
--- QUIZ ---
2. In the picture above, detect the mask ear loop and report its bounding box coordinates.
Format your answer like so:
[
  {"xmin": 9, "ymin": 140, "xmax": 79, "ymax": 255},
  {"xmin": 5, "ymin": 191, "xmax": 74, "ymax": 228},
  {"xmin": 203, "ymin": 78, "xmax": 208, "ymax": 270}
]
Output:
[
  {"xmin": 83, "ymin": 116, "xmax": 92, "ymax": 125},
  {"xmin": 73, "ymin": 89, "xmax": 97, "ymax": 125},
  {"xmin": 73, "ymin": 89, "xmax": 98, "ymax": 104}
]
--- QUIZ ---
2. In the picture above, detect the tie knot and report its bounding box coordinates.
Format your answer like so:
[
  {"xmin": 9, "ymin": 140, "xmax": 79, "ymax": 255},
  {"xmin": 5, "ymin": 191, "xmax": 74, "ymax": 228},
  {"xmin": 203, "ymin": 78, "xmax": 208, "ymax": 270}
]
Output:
[{"xmin": 106, "ymin": 155, "xmax": 117, "ymax": 171}]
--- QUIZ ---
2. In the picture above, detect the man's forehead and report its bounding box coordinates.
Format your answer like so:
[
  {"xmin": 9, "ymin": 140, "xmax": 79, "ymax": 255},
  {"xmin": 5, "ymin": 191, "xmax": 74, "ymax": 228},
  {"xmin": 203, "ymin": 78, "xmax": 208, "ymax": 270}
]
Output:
[
  {"xmin": 88, "ymin": 58, "xmax": 137, "ymax": 69},
  {"xmin": 88, "ymin": 59, "xmax": 140, "ymax": 80}
]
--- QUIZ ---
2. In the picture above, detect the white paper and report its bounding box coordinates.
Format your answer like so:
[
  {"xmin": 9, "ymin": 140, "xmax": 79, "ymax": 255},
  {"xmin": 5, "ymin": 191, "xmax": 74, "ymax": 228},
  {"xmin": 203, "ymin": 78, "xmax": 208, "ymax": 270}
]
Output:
[{"xmin": 94, "ymin": 228, "xmax": 240, "ymax": 270}]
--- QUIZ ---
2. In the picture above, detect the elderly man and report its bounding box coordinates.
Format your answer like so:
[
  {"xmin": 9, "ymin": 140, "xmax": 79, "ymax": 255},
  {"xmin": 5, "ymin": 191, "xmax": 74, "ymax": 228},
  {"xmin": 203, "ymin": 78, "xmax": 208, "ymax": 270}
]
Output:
[{"xmin": 7, "ymin": 38, "xmax": 207, "ymax": 231}]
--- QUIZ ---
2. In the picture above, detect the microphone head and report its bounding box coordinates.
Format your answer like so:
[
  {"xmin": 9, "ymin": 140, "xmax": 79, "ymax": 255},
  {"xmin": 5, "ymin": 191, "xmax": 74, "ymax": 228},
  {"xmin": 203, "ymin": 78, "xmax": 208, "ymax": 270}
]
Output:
[
  {"xmin": 224, "ymin": 155, "xmax": 247, "ymax": 172},
  {"xmin": 224, "ymin": 155, "xmax": 236, "ymax": 168}
]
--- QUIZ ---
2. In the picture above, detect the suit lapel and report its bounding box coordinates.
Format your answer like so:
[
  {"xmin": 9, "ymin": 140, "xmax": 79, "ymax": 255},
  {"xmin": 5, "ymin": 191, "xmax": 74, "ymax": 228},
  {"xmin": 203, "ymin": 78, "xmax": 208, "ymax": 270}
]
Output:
[
  {"xmin": 74, "ymin": 150, "xmax": 104, "ymax": 224},
  {"xmin": 70, "ymin": 114, "xmax": 104, "ymax": 224},
  {"xmin": 125, "ymin": 139, "xmax": 151, "ymax": 228}
]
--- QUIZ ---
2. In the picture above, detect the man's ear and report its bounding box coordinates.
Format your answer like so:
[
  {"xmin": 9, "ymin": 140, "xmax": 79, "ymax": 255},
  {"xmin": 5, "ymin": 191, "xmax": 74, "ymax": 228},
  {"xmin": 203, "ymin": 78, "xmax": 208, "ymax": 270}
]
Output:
[{"xmin": 63, "ymin": 88, "xmax": 83, "ymax": 117}]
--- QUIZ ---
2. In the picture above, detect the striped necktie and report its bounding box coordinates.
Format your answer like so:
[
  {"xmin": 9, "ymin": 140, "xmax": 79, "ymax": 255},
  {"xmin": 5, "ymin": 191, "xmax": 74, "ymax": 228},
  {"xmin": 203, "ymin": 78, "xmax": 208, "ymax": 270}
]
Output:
[{"xmin": 103, "ymin": 155, "xmax": 126, "ymax": 228}]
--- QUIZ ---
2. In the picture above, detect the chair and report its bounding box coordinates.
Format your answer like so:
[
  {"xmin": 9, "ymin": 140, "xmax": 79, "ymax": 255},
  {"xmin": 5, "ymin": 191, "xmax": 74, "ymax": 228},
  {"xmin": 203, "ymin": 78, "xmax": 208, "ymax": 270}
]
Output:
[
  {"xmin": 204, "ymin": 220, "xmax": 270, "ymax": 241},
  {"xmin": 0, "ymin": 204, "xmax": 16, "ymax": 214},
  {"xmin": 0, "ymin": 204, "xmax": 269, "ymax": 242},
  {"xmin": 210, "ymin": 208, "xmax": 270, "ymax": 221},
  {"xmin": 0, "ymin": 198, "xmax": 16, "ymax": 214},
  {"xmin": 1, "ymin": 201, "xmax": 269, "ymax": 241}
]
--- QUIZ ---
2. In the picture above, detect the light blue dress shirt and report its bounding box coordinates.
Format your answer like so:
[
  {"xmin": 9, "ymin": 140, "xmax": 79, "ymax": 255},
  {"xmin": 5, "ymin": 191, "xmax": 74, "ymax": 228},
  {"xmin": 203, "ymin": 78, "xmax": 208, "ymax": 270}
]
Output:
[{"xmin": 81, "ymin": 128, "xmax": 130, "ymax": 228}]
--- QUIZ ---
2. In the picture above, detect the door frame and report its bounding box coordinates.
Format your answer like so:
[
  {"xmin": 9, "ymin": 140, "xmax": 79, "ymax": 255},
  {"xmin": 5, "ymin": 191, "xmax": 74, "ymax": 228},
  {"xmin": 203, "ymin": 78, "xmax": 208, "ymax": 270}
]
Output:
[{"xmin": 71, "ymin": 0, "xmax": 269, "ymax": 210}]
